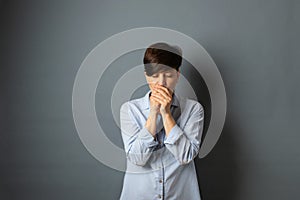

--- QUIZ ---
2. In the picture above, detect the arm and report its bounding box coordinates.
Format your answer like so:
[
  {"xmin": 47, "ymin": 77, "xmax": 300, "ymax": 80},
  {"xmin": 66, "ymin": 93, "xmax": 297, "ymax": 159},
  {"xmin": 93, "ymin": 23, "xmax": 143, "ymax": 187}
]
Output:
[
  {"xmin": 120, "ymin": 102, "xmax": 159, "ymax": 166},
  {"xmin": 150, "ymin": 85, "xmax": 204, "ymax": 165},
  {"xmin": 163, "ymin": 102, "xmax": 204, "ymax": 165}
]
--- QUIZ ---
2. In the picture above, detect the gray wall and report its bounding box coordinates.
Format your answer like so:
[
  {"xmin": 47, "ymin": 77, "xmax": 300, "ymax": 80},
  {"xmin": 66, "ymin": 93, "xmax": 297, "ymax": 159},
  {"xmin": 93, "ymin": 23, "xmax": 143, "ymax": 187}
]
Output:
[{"xmin": 1, "ymin": 0, "xmax": 299, "ymax": 199}]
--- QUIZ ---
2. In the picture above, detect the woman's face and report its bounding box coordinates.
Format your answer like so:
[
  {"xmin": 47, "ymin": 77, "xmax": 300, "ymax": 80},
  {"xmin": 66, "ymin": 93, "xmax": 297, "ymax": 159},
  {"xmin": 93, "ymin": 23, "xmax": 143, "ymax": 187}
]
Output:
[{"xmin": 144, "ymin": 68, "xmax": 180, "ymax": 93}]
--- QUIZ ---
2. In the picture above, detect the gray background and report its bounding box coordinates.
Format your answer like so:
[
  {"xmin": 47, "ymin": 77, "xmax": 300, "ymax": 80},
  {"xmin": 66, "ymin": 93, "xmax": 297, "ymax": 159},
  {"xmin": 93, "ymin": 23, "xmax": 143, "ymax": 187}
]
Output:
[{"xmin": 1, "ymin": 0, "xmax": 299, "ymax": 199}]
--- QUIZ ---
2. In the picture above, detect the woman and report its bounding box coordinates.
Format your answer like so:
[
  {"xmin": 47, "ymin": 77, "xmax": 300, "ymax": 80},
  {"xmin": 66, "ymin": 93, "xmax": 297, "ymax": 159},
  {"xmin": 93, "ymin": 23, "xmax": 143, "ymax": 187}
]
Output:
[{"xmin": 119, "ymin": 42, "xmax": 204, "ymax": 200}]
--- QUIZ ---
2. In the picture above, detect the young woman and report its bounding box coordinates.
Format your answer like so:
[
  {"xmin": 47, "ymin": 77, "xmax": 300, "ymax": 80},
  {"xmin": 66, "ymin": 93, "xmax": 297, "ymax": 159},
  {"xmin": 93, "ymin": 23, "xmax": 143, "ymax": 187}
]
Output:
[{"xmin": 119, "ymin": 42, "xmax": 204, "ymax": 200}]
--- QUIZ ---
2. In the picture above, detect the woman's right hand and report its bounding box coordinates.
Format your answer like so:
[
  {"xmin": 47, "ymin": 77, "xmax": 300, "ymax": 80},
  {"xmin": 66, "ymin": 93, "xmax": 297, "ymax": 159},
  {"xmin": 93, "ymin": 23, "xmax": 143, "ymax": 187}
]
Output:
[
  {"xmin": 149, "ymin": 83, "xmax": 161, "ymax": 115},
  {"xmin": 144, "ymin": 83, "xmax": 160, "ymax": 137},
  {"xmin": 150, "ymin": 94, "xmax": 161, "ymax": 115}
]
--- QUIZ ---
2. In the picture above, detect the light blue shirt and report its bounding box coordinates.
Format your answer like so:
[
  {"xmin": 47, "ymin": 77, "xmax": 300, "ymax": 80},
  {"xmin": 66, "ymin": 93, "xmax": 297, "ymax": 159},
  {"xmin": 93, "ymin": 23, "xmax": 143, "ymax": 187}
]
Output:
[{"xmin": 119, "ymin": 90, "xmax": 204, "ymax": 200}]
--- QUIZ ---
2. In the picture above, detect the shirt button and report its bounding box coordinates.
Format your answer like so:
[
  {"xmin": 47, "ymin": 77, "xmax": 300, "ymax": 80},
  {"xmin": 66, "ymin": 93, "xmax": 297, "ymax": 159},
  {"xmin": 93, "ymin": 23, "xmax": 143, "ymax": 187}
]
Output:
[
  {"xmin": 158, "ymin": 194, "xmax": 162, "ymax": 198},
  {"xmin": 159, "ymin": 179, "xmax": 163, "ymax": 183}
]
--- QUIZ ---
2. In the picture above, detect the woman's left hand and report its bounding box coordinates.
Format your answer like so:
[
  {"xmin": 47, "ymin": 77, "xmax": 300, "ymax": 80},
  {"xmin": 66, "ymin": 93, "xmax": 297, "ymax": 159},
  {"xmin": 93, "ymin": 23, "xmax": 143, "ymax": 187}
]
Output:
[{"xmin": 150, "ymin": 84, "xmax": 173, "ymax": 115}]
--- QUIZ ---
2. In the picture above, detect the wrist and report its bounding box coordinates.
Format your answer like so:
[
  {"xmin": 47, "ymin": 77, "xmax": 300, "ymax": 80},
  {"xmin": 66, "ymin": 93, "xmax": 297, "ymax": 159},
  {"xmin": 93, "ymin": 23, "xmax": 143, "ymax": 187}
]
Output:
[
  {"xmin": 149, "ymin": 110, "xmax": 159, "ymax": 117},
  {"xmin": 160, "ymin": 108, "xmax": 171, "ymax": 116},
  {"xmin": 161, "ymin": 111, "xmax": 172, "ymax": 119}
]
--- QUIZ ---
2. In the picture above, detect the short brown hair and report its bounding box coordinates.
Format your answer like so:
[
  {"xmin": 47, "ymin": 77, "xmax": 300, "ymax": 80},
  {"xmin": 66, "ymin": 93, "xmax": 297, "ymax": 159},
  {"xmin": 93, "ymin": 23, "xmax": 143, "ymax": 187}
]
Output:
[{"xmin": 143, "ymin": 42, "xmax": 182, "ymax": 76}]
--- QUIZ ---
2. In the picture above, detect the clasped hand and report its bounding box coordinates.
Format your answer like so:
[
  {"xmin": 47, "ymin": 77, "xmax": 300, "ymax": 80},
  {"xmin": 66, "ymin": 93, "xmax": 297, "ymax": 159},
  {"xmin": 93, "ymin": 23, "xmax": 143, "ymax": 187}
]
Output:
[{"xmin": 149, "ymin": 84, "xmax": 173, "ymax": 115}]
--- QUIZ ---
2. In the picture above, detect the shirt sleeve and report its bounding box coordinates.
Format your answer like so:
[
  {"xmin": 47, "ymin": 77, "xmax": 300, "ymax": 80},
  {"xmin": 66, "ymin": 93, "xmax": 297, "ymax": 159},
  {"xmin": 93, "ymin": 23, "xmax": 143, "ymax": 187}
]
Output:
[
  {"xmin": 164, "ymin": 102, "xmax": 204, "ymax": 165},
  {"xmin": 120, "ymin": 102, "xmax": 159, "ymax": 166}
]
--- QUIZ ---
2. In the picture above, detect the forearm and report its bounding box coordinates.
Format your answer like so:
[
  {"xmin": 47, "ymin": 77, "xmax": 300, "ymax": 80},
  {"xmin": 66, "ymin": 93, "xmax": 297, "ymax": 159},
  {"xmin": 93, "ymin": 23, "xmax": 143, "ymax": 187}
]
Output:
[
  {"xmin": 164, "ymin": 126, "xmax": 200, "ymax": 165},
  {"xmin": 161, "ymin": 113, "xmax": 176, "ymax": 137},
  {"xmin": 125, "ymin": 126, "xmax": 159, "ymax": 166},
  {"xmin": 120, "ymin": 102, "xmax": 159, "ymax": 166},
  {"xmin": 163, "ymin": 103, "xmax": 204, "ymax": 165},
  {"xmin": 144, "ymin": 112, "xmax": 158, "ymax": 138},
  {"xmin": 162, "ymin": 113, "xmax": 199, "ymax": 165},
  {"xmin": 125, "ymin": 113, "xmax": 158, "ymax": 166}
]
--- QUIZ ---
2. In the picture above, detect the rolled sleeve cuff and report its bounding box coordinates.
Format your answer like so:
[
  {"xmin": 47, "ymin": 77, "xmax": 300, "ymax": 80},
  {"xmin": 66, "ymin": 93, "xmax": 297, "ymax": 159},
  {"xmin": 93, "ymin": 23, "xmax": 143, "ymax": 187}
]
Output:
[
  {"xmin": 137, "ymin": 126, "xmax": 159, "ymax": 148},
  {"xmin": 164, "ymin": 124, "xmax": 183, "ymax": 145}
]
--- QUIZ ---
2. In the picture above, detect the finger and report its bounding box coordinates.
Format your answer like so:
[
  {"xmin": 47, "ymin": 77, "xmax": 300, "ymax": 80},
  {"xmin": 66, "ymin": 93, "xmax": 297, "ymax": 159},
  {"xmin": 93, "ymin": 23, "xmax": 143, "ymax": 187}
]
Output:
[
  {"xmin": 155, "ymin": 85, "xmax": 172, "ymax": 96},
  {"xmin": 152, "ymin": 92, "xmax": 171, "ymax": 105},
  {"xmin": 150, "ymin": 95, "xmax": 165, "ymax": 105},
  {"xmin": 151, "ymin": 92, "xmax": 166, "ymax": 101},
  {"xmin": 154, "ymin": 86, "xmax": 172, "ymax": 98},
  {"xmin": 150, "ymin": 96, "xmax": 161, "ymax": 105},
  {"xmin": 151, "ymin": 94, "xmax": 168, "ymax": 107},
  {"xmin": 153, "ymin": 88, "xmax": 171, "ymax": 101}
]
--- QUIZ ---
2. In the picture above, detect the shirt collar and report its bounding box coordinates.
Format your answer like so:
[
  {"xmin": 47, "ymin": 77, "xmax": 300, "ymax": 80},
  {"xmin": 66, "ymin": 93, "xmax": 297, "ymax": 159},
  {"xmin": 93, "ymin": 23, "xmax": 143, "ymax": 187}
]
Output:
[{"xmin": 142, "ymin": 89, "xmax": 180, "ymax": 110}]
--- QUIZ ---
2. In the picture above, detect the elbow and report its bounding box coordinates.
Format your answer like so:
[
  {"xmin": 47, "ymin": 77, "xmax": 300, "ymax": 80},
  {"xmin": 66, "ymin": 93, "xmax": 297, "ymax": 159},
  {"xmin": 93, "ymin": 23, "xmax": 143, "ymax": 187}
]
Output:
[
  {"xmin": 126, "ymin": 152, "xmax": 148, "ymax": 166},
  {"xmin": 177, "ymin": 158, "xmax": 194, "ymax": 165},
  {"xmin": 177, "ymin": 148, "xmax": 199, "ymax": 166},
  {"xmin": 128, "ymin": 159, "xmax": 147, "ymax": 167}
]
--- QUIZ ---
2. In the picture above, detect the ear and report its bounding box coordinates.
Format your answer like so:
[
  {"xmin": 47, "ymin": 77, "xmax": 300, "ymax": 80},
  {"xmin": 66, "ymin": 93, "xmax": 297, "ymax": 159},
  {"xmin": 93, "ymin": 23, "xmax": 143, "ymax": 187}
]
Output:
[{"xmin": 177, "ymin": 69, "xmax": 180, "ymax": 78}]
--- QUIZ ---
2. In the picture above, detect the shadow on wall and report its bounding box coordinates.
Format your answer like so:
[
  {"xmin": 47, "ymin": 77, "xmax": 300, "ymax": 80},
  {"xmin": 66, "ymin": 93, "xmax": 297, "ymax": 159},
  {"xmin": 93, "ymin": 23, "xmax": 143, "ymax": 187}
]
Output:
[
  {"xmin": 195, "ymin": 110, "xmax": 243, "ymax": 200},
  {"xmin": 183, "ymin": 59, "xmax": 243, "ymax": 200}
]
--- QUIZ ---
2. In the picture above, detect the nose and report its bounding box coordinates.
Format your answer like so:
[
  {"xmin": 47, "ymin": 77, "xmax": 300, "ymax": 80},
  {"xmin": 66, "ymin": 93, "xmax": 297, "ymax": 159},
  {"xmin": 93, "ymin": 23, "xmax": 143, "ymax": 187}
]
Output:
[{"xmin": 157, "ymin": 75, "xmax": 166, "ymax": 86}]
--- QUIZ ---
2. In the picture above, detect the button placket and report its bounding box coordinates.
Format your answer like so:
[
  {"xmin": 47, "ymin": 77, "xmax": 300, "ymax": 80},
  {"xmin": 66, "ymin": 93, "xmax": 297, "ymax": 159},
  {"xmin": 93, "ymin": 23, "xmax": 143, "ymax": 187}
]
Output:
[{"xmin": 155, "ymin": 158, "xmax": 164, "ymax": 200}]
